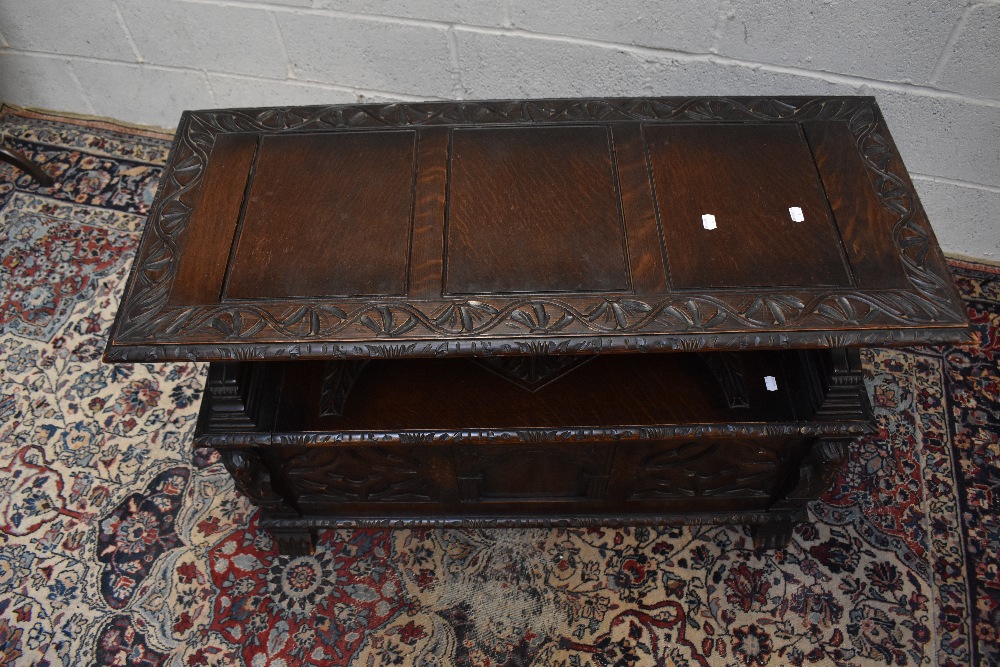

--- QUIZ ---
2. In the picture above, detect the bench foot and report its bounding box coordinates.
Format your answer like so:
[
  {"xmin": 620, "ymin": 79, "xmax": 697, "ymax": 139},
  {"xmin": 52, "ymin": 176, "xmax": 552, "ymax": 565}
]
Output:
[
  {"xmin": 750, "ymin": 522, "xmax": 794, "ymax": 549},
  {"xmin": 269, "ymin": 526, "xmax": 315, "ymax": 556}
]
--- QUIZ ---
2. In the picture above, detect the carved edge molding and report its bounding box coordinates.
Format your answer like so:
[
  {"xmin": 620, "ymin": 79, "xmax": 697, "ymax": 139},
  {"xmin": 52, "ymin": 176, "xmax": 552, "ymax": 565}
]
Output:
[
  {"xmin": 194, "ymin": 419, "xmax": 872, "ymax": 447},
  {"xmin": 471, "ymin": 353, "xmax": 596, "ymax": 392},
  {"xmin": 106, "ymin": 96, "xmax": 970, "ymax": 361},
  {"xmin": 257, "ymin": 508, "xmax": 807, "ymax": 531},
  {"xmin": 104, "ymin": 326, "xmax": 974, "ymax": 362}
]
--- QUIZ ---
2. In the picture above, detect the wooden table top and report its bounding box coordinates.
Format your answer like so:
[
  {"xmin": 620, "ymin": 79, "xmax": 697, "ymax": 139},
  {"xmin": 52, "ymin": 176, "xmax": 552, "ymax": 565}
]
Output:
[{"xmin": 104, "ymin": 97, "xmax": 970, "ymax": 362}]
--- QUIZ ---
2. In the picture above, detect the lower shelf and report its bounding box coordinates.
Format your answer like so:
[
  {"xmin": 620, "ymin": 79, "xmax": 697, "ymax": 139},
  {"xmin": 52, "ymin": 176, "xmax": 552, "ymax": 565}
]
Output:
[{"xmin": 195, "ymin": 348, "xmax": 873, "ymax": 553}]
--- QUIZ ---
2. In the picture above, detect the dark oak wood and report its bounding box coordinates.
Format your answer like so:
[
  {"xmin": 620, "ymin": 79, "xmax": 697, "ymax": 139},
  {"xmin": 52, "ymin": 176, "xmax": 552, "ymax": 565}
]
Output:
[
  {"xmin": 409, "ymin": 128, "xmax": 450, "ymax": 299},
  {"xmin": 104, "ymin": 97, "xmax": 971, "ymax": 553},
  {"xmin": 273, "ymin": 352, "xmax": 805, "ymax": 431},
  {"xmin": 801, "ymin": 121, "xmax": 909, "ymax": 288},
  {"xmin": 105, "ymin": 97, "xmax": 971, "ymax": 362},
  {"xmin": 168, "ymin": 133, "xmax": 257, "ymax": 306},
  {"xmin": 751, "ymin": 522, "xmax": 796, "ymax": 550},
  {"xmin": 610, "ymin": 124, "xmax": 670, "ymax": 294},
  {"xmin": 201, "ymin": 348, "xmax": 871, "ymax": 552},
  {"xmin": 646, "ymin": 122, "xmax": 851, "ymax": 289},
  {"xmin": 445, "ymin": 125, "xmax": 628, "ymax": 294},
  {"xmin": 226, "ymin": 131, "xmax": 416, "ymax": 299}
]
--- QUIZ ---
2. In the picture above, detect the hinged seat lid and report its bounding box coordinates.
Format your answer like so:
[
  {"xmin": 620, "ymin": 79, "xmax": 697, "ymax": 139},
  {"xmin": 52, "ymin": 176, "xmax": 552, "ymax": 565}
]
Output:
[{"xmin": 105, "ymin": 97, "xmax": 971, "ymax": 362}]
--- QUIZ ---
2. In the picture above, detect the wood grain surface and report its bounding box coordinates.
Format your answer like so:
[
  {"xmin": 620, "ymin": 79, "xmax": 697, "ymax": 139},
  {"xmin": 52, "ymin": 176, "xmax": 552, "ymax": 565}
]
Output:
[{"xmin": 106, "ymin": 97, "xmax": 970, "ymax": 362}]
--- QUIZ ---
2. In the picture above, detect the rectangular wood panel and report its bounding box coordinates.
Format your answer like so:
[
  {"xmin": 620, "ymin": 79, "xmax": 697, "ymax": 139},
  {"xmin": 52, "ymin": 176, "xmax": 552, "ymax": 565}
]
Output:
[
  {"xmin": 444, "ymin": 125, "xmax": 629, "ymax": 294},
  {"xmin": 646, "ymin": 123, "xmax": 853, "ymax": 289},
  {"xmin": 225, "ymin": 130, "xmax": 416, "ymax": 299},
  {"xmin": 802, "ymin": 121, "xmax": 909, "ymax": 289},
  {"xmin": 168, "ymin": 132, "xmax": 258, "ymax": 305}
]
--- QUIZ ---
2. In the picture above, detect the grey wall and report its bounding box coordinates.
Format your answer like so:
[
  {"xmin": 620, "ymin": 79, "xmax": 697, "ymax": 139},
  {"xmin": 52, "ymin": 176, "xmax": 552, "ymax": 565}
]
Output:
[{"xmin": 1, "ymin": 0, "xmax": 997, "ymax": 260}]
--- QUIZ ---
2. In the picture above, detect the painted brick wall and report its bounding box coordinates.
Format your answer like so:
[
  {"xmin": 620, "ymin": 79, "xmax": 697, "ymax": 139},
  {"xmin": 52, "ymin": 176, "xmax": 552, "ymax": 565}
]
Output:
[{"xmin": 0, "ymin": 0, "xmax": 997, "ymax": 259}]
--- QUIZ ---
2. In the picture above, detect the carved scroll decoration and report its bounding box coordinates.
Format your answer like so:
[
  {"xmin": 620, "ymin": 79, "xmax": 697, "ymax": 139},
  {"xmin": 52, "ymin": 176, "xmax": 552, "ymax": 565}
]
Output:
[
  {"xmin": 278, "ymin": 448, "xmax": 434, "ymax": 503},
  {"xmin": 470, "ymin": 353, "xmax": 595, "ymax": 392},
  {"xmin": 194, "ymin": 420, "xmax": 872, "ymax": 448},
  {"xmin": 627, "ymin": 441, "xmax": 788, "ymax": 499}
]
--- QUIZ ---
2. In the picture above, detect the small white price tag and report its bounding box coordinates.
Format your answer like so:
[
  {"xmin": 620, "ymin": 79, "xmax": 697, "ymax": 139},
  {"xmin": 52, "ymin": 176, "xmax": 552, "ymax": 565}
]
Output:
[
  {"xmin": 701, "ymin": 213, "xmax": 717, "ymax": 230},
  {"xmin": 788, "ymin": 206, "xmax": 804, "ymax": 222},
  {"xmin": 764, "ymin": 375, "xmax": 778, "ymax": 392}
]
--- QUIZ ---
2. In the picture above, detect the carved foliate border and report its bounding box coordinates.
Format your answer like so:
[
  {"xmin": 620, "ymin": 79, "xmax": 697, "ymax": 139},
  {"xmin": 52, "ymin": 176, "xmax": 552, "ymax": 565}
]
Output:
[
  {"xmin": 193, "ymin": 419, "xmax": 872, "ymax": 448},
  {"xmin": 256, "ymin": 509, "xmax": 807, "ymax": 531},
  {"xmin": 106, "ymin": 97, "xmax": 969, "ymax": 362}
]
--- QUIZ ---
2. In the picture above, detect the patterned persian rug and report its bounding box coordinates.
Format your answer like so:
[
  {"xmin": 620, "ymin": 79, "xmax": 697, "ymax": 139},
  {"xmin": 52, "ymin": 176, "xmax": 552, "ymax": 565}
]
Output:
[{"xmin": 1, "ymin": 104, "xmax": 998, "ymax": 667}]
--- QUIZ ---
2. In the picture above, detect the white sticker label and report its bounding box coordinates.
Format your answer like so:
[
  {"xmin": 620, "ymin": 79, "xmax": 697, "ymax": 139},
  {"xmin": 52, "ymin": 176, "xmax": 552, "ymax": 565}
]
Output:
[
  {"xmin": 764, "ymin": 375, "xmax": 778, "ymax": 391},
  {"xmin": 701, "ymin": 213, "xmax": 717, "ymax": 230},
  {"xmin": 788, "ymin": 206, "xmax": 804, "ymax": 222}
]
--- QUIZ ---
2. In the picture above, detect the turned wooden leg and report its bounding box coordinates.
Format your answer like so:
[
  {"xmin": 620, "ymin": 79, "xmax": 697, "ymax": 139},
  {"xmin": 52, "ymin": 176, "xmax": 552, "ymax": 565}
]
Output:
[
  {"xmin": 269, "ymin": 526, "xmax": 315, "ymax": 556},
  {"xmin": 750, "ymin": 522, "xmax": 794, "ymax": 549},
  {"xmin": 0, "ymin": 145, "xmax": 54, "ymax": 186}
]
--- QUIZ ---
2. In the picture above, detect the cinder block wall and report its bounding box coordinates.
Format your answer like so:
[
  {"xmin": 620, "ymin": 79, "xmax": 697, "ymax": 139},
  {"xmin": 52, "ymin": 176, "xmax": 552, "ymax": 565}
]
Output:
[{"xmin": 1, "ymin": 0, "xmax": 997, "ymax": 259}]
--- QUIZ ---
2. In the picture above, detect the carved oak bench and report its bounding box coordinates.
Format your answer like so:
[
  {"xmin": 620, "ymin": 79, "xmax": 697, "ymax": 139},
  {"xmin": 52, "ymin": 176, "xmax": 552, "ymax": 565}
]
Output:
[{"xmin": 105, "ymin": 97, "xmax": 970, "ymax": 553}]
